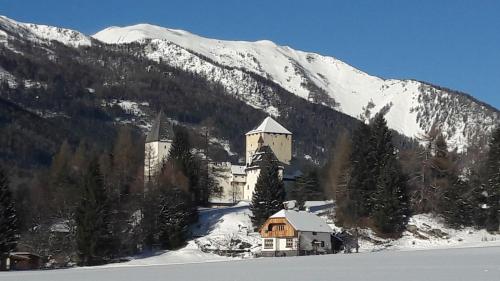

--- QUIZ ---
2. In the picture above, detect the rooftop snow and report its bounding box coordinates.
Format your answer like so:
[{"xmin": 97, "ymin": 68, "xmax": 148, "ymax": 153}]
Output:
[
  {"xmin": 270, "ymin": 209, "xmax": 333, "ymax": 233},
  {"xmin": 246, "ymin": 117, "xmax": 291, "ymax": 135}
]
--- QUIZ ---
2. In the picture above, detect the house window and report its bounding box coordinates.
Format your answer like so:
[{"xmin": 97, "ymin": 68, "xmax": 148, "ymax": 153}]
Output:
[
  {"xmin": 321, "ymin": 241, "xmax": 325, "ymax": 247},
  {"xmin": 268, "ymin": 223, "xmax": 285, "ymax": 231},
  {"xmin": 312, "ymin": 232, "xmax": 317, "ymax": 235},
  {"xmin": 286, "ymin": 238, "xmax": 293, "ymax": 248},
  {"xmin": 264, "ymin": 239, "xmax": 274, "ymax": 249}
]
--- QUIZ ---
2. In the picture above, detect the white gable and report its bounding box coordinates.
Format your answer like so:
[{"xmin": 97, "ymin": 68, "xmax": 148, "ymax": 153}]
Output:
[
  {"xmin": 270, "ymin": 209, "xmax": 333, "ymax": 233},
  {"xmin": 246, "ymin": 117, "xmax": 292, "ymax": 135}
]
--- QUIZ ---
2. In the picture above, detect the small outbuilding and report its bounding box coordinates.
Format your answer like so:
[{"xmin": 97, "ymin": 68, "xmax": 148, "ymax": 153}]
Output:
[
  {"xmin": 7, "ymin": 252, "xmax": 43, "ymax": 270},
  {"xmin": 259, "ymin": 209, "xmax": 333, "ymax": 256}
]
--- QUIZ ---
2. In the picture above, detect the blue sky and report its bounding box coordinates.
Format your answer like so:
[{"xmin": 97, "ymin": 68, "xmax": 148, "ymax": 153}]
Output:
[{"xmin": 2, "ymin": 0, "xmax": 499, "ymax": 109}]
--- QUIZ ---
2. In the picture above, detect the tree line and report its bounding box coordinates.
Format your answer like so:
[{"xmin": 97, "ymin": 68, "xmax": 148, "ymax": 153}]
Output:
[
  {"xmin": 326, "ymin": 114, "xmax": 500, "ymax": 235},
  {"xmin": 0, "ymin": 124, "xmax": 219, "ymax": 267}
]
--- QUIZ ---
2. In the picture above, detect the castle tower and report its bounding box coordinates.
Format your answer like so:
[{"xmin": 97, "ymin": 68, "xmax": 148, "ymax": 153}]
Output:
[
  {"xmin": 144, "ymin": 112, "xmax": 174, "ymax": 183},
  {"xmin": 245, "ymin": 117, "xmax": 292, "ymax": 165},
  {"xmin": 243, "ymin": 145, "xmax": 284, "ymax": 201}
]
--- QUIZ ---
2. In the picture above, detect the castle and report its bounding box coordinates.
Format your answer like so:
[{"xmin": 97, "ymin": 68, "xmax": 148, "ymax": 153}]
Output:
[
  {"xmin": 144, "ymin": 112, "xmax": 174, "ymax": 184},
  {"xmin": 144, "ymin": 114, "xmax": 293, "ymax": 203}
]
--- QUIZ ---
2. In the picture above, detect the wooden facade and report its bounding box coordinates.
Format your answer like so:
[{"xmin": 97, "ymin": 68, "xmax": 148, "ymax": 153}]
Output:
[{"xmin": 259, "ymin": 217, "xmax": 297, "ymax": 238}]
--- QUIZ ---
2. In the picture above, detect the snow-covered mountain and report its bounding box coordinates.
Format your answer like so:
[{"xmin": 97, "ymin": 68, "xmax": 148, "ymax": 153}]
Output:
[
  {"xmin": 1, "ymin": 15, "xmax": 498, "ymax": 151},
  {"xmin": 92, "ymin": 24, "xmax": 499, "ymax": 151},
  {"xmin": 0, "ymin": 16, "xmax": 90, "ymax": 47}
]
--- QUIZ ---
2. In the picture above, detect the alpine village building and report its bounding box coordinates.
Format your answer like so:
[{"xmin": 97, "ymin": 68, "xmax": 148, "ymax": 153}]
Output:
[
  {"xmin": 259, "ymin": 209, "xmax": 334, "ymax": 256},
  {"xmin": 144, "ymin": 113, "xmax": 336, "ymax": 257},
  {"xmin": 214, "ymin": 116, "xmax": 293, "ymax": 203},
  {"xmin": 145, "ymin": 114, "xmax": 294, "ymax": 203}
]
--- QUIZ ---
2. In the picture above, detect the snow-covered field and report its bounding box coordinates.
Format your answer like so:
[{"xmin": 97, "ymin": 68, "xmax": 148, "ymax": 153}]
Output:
[
  {"xmin": 2, "ymin": 201, "xmax": 500, "ymax": 280},
  {"xmin": 103, "ymin": 201, "xmax": 500, "ymax": 267},
  {"xmin": 3, "ymin": 246, "xmax": 500, "ymax": 281}
]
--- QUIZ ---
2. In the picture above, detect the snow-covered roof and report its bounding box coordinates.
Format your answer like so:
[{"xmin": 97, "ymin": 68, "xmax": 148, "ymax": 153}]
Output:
[
  {"xmin": 246, "ymin": 117, "xmax": 292, "ymax": 135},
  {"xmin": 270, "ymin": 209, "xmax": 333, "ymax": 233},
  {"xmin": 231, "ymin": 165, "xmax": 246, "ymax": 175}
]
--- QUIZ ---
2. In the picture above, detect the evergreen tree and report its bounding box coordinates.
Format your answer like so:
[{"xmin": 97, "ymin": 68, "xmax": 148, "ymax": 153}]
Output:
[
  {"xmin": 440, "ymin": 179, "xmax": 474, "ymax": 228},
  {"xmin": 75, "ymin": 158, "xmax": 114, "ymax": 265},
  {"xmin": 346, "ymin": 123, "xmax": 374, "ymax": 221},
  {"xmin": 367, "ymin": 114, "xmax": 394, "ymax": 211},
  {"xmin": 0, "ymin": 169, "xmax": 17, "ymax": 271},
  {"xmin": 372, "ymin": 156, "xmax": 410, "ymax": 235},
  {"xmin": 367, "ymin": 114, "xmax": 410, "ymax": 235},
  {"xmin": 157, "ymin": 188, "xmax": 193, "ymax": 249},
  {"xmin": 250, "ymin": 153, "xmax": 286, "ymax": 228},
  {"xmin": 485, "ymin": 127, "xmax": 500, "ymax": 232},
  {"xmin": 468, "ymin": 169, "xmax": 489, "ymax": 228},
  {"xmin": 140, "ymin": 184, "xmax": 162, "ymax": 252},
  {"xmin": 289, "ymin": 170, "xmax": 323, "ymax": 210}
]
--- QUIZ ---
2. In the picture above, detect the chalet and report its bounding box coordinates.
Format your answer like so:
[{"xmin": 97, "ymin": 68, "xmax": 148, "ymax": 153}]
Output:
[{"xmin": 259, "ymin": 209, "xmax": 333, "ymax": 257}]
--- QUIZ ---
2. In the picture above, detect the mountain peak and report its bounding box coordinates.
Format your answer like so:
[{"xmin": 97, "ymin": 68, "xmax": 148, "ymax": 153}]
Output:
[{"xmin": 93, "ymin": 23, "xmax": 195, "ymax": 44}]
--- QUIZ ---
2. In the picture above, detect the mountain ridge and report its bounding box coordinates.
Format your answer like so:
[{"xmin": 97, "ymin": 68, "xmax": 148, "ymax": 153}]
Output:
[{"xmin": 0, "ymin": 15, "xmax": 498, "ymax": 152}]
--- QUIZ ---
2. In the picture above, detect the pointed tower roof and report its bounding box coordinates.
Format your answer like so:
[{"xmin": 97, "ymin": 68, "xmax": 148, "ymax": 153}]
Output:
[
  {"xmin": 247, "ymin": 145, "xmax": 280, "ymax": 168},
  {"xmin": 246, "ymin": 117, "xmax": 292, "ymax": 135},
  {"xmin": 146, "ymin": 112, "xmax": 174, "ymax": 143}
]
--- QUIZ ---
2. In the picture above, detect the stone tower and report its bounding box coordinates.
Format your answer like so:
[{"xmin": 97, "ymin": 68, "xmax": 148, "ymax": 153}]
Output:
[
  {"xmin": 245, "ymin": 117, "xmax": 292, "ymax": 165},
  {"xmin": 144, "ymin": 112, "xmax": 174, "ymax": 183}
]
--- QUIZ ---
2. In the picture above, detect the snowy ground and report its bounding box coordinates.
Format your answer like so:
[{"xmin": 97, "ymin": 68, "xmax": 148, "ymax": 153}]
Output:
[
  {"xmin": 358, "ymin": 214, "xmax": 500, "ymax": 252},
  {"xmin": 3, "ymin": 201, "xmax": 500, "ymax": 280},
  {"xmin": 3, "ymin": 246, "xmax": 500, "ymax": 281},
  {"xmin": 102, "ymin": 201, "xmax": 500, "ymax": 268}
]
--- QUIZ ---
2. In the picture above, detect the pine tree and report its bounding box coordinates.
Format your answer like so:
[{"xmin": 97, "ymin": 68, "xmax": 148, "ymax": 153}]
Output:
[
  {"xmin": 157, "ymin": 188, "xmax": 193, "ymax": 249},
  {"xmin": 485, "ymin": 127, "xmax": 500, "ymax": 232},
  {"xmin": 468, "ymin": 169, "xmax": 489, "ymax": 228},
  {"xmin": 75, "ymin": 158, "xmax": 114, "ymax": 265},
  {"xmin": 250, "ymin": 153, "xmax": 286, "ymax": 228},
  {"xmin": 0, "ymin": 169, "xmax": 17, "ymax": 271},
  {"xmin": 440, "ymin": 178, "xmax": 474, "ymax": 228},
  {"xmin": 372, "ymin": 156, "xmax": 410, "ymax": 235},
  {"xmin": 367, "ymin": 114, "xmax": 394, "ymax": 211},
  {"xmin": 368, "ymin": 114, "xmax": 410, "ymax": 235},
  {"xmin": 289, "ymin": 170, "xmax": 323, "ymax": 210},
  {"xmin": 347, "ymin": 122, "xmax": 374, "ymax": 221}
]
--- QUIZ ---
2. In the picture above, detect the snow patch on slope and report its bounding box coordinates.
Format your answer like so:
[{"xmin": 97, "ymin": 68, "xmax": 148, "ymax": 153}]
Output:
[
  {"xmin": 0, "ymin": 66, "xmax": 17, "ymax": 88},
  {"xmin": 0, "ymin": 15, "xmax": 91, "ymax": 47}
]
